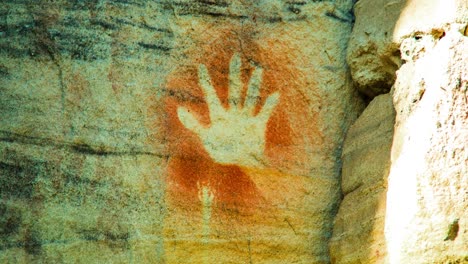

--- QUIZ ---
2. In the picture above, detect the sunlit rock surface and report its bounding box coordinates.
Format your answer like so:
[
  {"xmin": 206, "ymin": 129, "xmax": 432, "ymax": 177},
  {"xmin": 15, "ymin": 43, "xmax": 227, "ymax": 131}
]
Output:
[
  {"xmin": 335, "ymin": 0, "xmax": 468, "ymax": 263},
  {"xmin": 0, "ymin": 1, "xmax": 363, "ymax": 263},
  {"xmin": 386, "ymin": 25, "xmax": 468, "ymax": 264},
  {"xmin": 2, "ymin": 0, "xmax": 467, "ymax": 263},
  {"xmin": 347, "ymin": 0, "xmax": 468, "ymax": 99}
]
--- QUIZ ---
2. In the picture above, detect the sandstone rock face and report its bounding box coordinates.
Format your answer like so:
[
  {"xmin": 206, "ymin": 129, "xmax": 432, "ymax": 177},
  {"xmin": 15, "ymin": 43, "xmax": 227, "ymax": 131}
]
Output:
[
  {"xmin": 346, "ymin": 0, "xmax": 404, "ymax": 98},
  {"xmin": 3, "ymin": 0, "xmax": 466, "ymax": 262},
  {"xmin": 0, "ymin": 1, "xmax": 363, "ymax": 263},
  {"xmin": 348, "ymin": 0, "xmax": 468, "ymax": 99},
  {"xmin": 386, "ymin": 24, "xmax": 468, "ymax": 264},
  {"xmin": 334, "ymin": 0, "xmax": 468, "ymax": 263},
  {"xmin": 329, "ymin": 93, "xmax": 395, "ymax": 263}
]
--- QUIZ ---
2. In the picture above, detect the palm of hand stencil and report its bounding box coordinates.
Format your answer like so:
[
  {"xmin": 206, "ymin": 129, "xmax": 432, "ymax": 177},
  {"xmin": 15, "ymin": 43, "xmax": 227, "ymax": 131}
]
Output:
[{"xmin": 177, "ymin": 54, "xmax": 280, "ymax": 168}]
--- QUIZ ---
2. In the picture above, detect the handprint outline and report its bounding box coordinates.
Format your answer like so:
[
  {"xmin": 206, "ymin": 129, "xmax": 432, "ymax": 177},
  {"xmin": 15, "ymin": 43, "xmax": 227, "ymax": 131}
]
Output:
[{"xmin": 177, "ymin": 53, "xmax": 280, "ymax": 168}]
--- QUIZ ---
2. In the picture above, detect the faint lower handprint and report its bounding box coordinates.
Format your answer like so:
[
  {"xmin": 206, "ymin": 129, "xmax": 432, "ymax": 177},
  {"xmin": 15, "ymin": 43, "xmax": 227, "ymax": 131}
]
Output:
[{"xmin": 177, "ymin": 53, "xmax": 280, "ymax": 168}]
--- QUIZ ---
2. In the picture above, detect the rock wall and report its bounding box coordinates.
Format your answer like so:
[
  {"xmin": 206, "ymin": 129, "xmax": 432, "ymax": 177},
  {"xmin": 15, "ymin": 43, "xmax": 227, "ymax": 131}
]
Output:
[
  {"xmin": 386, "ymin": 0, "xmax": 468, "ymax": 260},
  {"xmin": 0, "ymin": 1, "xmax": 363, "ymax": 263},
  {"xmin": 332, "ymin": 0, "xmax": 468, "ymax": 263},
  {"xmin": 330, "ymin": 93, "xmax": 394, "ymax": 263},
  {"xmin": 2, "ymin": 0, "xmax": 467, "ymax": 263}
]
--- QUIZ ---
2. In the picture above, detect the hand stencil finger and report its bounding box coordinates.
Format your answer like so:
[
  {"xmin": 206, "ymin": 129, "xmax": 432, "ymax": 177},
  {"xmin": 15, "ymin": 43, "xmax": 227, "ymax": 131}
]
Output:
[
  {"xmin": 228, "ymin": 53, "xmax": 242, "ymax": 108},
  {"xmin": 179, "ymin": 54, "xmax": 280, "ymax": 168},
  {"xmin": 199, "ymin": 64, "xmax": 223, "ymax": 115},
  {"xmin": 257, "ymin": 91, "xmax": 280, "ymax": 121},
  {"xmin": 244, "ymin": 67, "xmax": 263, "ymax": 115}
]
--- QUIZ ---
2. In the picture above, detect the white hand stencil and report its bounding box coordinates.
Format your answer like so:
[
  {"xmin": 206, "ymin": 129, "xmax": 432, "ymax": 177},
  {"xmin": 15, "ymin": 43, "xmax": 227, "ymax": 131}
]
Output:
[{"xmin": 177, "ymin": 53, "xmax": 280, "ymax": 168}]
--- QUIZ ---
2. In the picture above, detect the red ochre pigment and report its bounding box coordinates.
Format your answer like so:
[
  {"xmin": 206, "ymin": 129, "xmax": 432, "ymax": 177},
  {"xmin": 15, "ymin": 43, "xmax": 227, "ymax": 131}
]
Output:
[{"xmin": 163, "ymin": 27, "xmax": 322, "ymax": 212}]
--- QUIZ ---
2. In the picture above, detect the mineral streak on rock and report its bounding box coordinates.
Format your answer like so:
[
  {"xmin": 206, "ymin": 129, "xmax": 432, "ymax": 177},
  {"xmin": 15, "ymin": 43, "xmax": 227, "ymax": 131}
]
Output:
[{"xmin": 1, "ymin": 0, "xmax": 366, "ymax": 263}]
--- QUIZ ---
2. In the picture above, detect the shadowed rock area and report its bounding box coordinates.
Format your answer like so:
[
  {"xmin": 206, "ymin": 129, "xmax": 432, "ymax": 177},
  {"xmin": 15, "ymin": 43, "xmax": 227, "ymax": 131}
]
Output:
[{"xmin": 1, "ymin": 0, "xmax": 467, "ymax": 263}]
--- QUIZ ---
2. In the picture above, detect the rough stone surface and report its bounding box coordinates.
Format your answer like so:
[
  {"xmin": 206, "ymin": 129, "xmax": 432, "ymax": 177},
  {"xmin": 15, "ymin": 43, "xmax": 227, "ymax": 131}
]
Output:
[
  {"xmin": 346, "ymin": 0, "xmax": 404, "ymax": 98},
  {"xmin": 0, "ymin": 1, "xmax": 363, "ymax": 263},
  {"xmin": 329, "ymin": 93, "xmax": 394, "ymax": 264},
  {"xmin": 338, "ymin": 0, "xmax": 468, "ymax": 263},
  {"xmin": 3, "ymin": 0, "xmax": 467, "ymax": 263},
  {"xmin": 386, "ymin": 25, "xmax": 468, "ymax": 264},
  {"xmin": 347, "ymin": 0, "xmax": 468, "ymax": 98},
  {"xmin": 158, "ymin": 1, "xmax": 363, "ymax": 262}
]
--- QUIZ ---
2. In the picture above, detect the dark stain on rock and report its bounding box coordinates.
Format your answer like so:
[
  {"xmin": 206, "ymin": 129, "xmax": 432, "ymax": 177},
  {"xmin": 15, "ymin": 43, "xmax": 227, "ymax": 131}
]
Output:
[
  {"xmin": 138, "ymin": 42, "xmax": 172, "ymax": 52},
  {"xmin": 30, "ymin": 8, "xmax": 61, "ymax": 60},
  {"xmin": 0, "ymin": 157, "xmax": 41, "ymax": 199},
  {"xmin": 163, "ymin": 0, "xmax": 231, "ymax": 15},
  {"xmin": 0, "ymin": 202, "xmax": 22, "ymax": 236},
  {"xmin": 324, "ymin": 10, "xmax": 355, "ymax": 24},
  {"xmin": 112, "ymin": 17, "xmax": 173, "ymax": 35},
  {"xmin": 24, "ymin": 227, "xmax": 42, "ymax": 255},
  {"xmin": 444, "ymin": 218, "xmax": 459, "ymax": 241},
  {"xmin": 90, "ymin": 19, "xmax": 118, "ymax": 30},
  {"xmin": 79, "ymin": 227, "xmax": 130, "ymax": 250},
  {"xmin": 107, "ymin": 0, "xmax": 145, "ymax": 8},
  {"xmin": 160, "ymin": 0, "xmax": 312, "ymax": 23},
  {"xmin": 0, "ymin": 64, "xmax": 10, "ymax": 77},
  {"xmin": 0, "ymin": 148, "xmax": 65, "ymax": 203},
  {"xmin": 1, "ymin": 2, "xmax": 146, "ymax": 61},
  {"xmin": 104, "ymin": 231, "xmax": 130, "ymax": 250}
]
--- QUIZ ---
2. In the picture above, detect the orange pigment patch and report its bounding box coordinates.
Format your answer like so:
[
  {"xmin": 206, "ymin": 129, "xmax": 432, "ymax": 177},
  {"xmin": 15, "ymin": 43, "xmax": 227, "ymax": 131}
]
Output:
[
  {"xmin": 107, "ymin": 68, "xmax": 123, "ymax": 94},
  {"xmin": 167, "ymin": 157, "xmax": 260, "ymax": 209},
  {"xmin": 260, "ymin": 38, "xmax": 323, "ymax": 172},
  {"xmin": 67, "ymin": 72, "xmax": 90, "ymax": 102},
  {"xmin": 164, "ymin": 61, "xmax": 264, "ymax": 209},
  {"xmin": 162, "ymin": 24, "xmax": 322, "ymax": 212}
]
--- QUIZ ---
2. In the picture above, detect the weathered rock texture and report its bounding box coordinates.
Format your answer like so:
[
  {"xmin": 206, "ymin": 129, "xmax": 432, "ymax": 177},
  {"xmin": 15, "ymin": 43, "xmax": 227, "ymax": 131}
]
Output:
[
  {"xmin": 2, "ymin": 0, "xmax": 467, "ymax": 263},
  {"xmin": 330, "ymin": 93, "xmax": 394, "ymax": 263},
  {"xmin": 0, "ymin": 1, "xmax": 363, "ymax": 263},
  {"xmin": 346, "ymin": 0, "xmax": 404, "ymax": 98},
  {"xmin": 332, "ymin": 0, "xmax": 468, "ymax": 263},
  {"xmin": 387, "ymin": 21, "xmax": 468, "ymax": 264}
]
